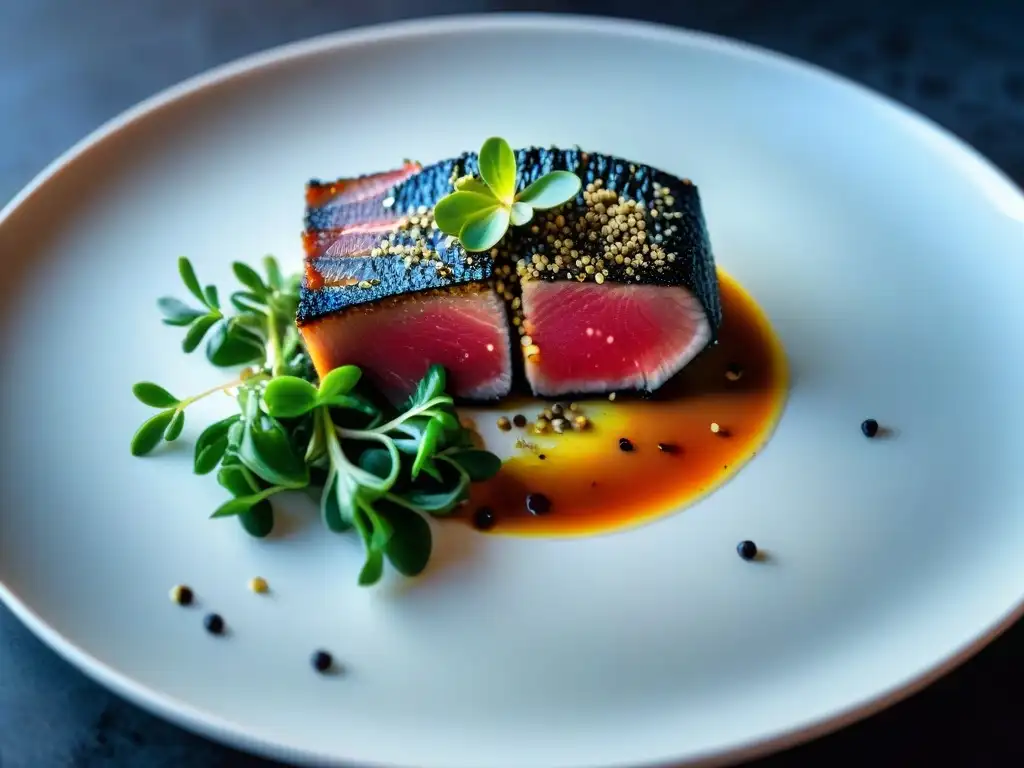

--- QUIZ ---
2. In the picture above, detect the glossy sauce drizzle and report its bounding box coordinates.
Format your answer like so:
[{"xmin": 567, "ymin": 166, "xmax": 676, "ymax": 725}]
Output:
[{"xmin": 463, "ymin": 271, "xmax": 789, "ymax": 536}]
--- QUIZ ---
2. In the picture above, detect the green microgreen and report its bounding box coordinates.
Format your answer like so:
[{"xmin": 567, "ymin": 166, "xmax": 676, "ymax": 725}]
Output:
[
  {"xmin": 433, "ymin": 136, "xmax": 582, "ymax": 252},
  {"xmin": 131, "ymin": 254, "xmax": 503, "ymax": 587}
]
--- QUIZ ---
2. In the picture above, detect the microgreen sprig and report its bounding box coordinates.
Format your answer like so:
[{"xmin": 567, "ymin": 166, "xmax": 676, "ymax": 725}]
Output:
[
  {"xmin": 433, "ymin": 137, "xmax": 582, "ymax": 252},
  {"xmin": 131, "ymin": 256, "xmax": 502, "ymax": 587}
]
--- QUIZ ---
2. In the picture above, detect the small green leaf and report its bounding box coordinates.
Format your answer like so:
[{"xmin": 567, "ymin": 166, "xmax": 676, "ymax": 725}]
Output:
[
  {"xmin": 131, "ymin": 382, "xmax": 178, "ymax": 408},
  {"xmin": 459, "ymin": 205, "xmax": 511, "ymax": 252},
  {"xmin": 358, "ymin": 548, "xmax": 384, "ymax": 586},
  {"xmin": 402, "ymin": 475, "xmax": 469, "ymax": 514},
  {"xmin": 206, "ymin": 321, "xmax": 265, "ymax": 367},
  {"xmin": 195, "ymin": 438, "xmax": 229, "ymax": 475},
  {"xmin": 433, "ymin": 191, "xmax": 501, "ymax": 237},
  {"xmin": 380, "ymin": 503, "xmax": 432, "ymax": 577},
  {"xmin": 194, "ymin": 415, "xmax": 239, "ymax": 474},
  {"xmin": 321, "ymin": 471, "xmax": 354, "ymax": 532},
  {"xmin": 411, "ymin": 418, "xmax": 442, "ymax": 479},
  {"xmin": 233, "ymin": 262, "xmax": 269, "ymax": 296},
  {"xmin": 404, "ymin": 365, "xmax": 447, "ymax": 410},
  {"xmin": 478, "ymin": 137, "xmax": 517, "ymax": 203},
  {"xmin": 239, "ymin": 501, "xmax": 274, "ymax": 538},
  {"xmin": 443, "ymin": 449, "xmax": 502, "ymax": 481},
  {"xmin": 157, "ymin": 297, "xmax": 204, "ymax": 326},
  {"xmin": 130, "ymin": 409, "xmax": 176, "ymax": 456},
  {"xmin": 230, "ymin": 291, "xmax": 267, "ymax": 313},
  {"xmin": 510, "ymin": 201, "xmax": 533, "ymax": 226},
  {"xmin": 204, "ymin": 285, "xmax": 220, "ymax": 309},
  {"xmin": 210, "ymin": 484, "xmax": 285, "ymax": 518},
  {"xmin": 238, "ymin": 416, "xmax": 310, "ymax": 488},
  {"xmin": 182, "ymin": 314, "xmax": 219, "ymax": 353},
  {"xmin": 428, "ymin": 410, "xmax": 460, "ymax": 431},
  {"xmin": 453, "ymin": 176, "xmax": 493, "ymax": 196},
  {"xmin": 164, "ymin": 410, "xmax": 185, "ymax": 441},
  {"xmin": 264, "ymin": 376, "xmax": 319, "ymax": 418},
  {"xmin": 516, "ymin": 170, "xmax": 582, "ymax": 209},
  {"xmin": 217, "ymin": 463, "xmax": 259, "ymax": 498},
  {"xmin": 358, "ymin": 448, "xmax": 393, "ymax": 481},
  {"xmin": 318, "ymin": 365, "xmax": 361, "ymax": 400},
  {"xmin": 319, "ymin": 393, "xmax": 380, "ymax": 417},
  {"xmin": 178, "ymin": 257, "xmax": 208, "ymax": 306},
  {"xmin": 263, "ymin": 256, "xmax": 284, "ymax": 290}
]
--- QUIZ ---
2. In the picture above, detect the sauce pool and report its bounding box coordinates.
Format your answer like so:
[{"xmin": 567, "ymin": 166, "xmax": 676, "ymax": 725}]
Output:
[{"xmin": 461, "ymin": 270, "xmax": 789, "ymax": 536}]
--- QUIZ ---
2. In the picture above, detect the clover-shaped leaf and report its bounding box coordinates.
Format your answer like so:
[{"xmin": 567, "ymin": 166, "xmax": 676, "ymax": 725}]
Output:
[
  {"xmin": 517, "ymin": 171, "xmax": 582, "ymax": 209},
  {"xmin": 460, "ymin": 207, "xmax": 512, "ymax": 252},
  {"xmin": 478, "ymin": 137, "xmax": 517, "ymax": 204},
  {"xmin": 432, "ymin": 137, "xmax": 582, "ymax": 253}
]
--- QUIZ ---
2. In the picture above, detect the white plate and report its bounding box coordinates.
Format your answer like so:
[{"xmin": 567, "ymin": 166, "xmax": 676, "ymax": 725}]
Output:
[{"xmin": 2, "ymin": 13, "xmax": 1024, "ymax": 768}]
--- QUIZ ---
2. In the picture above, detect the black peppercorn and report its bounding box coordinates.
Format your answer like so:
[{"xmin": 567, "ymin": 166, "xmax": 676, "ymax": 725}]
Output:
[
  {"xmin": 203, "ymin": 613, "xmax": 224, "ymax": 635},
  {"xmin": 736, "ymin": 540, "xmax": 758, "ymax": 561},
  {"xmin": 473, "ymin": 507, "xmax": 496, "ymax": 531},
  {"xmin": 618, "ymin": 437, "xmax": 634, "ymax": 452},
  {"xmin": 861, "ymin": 419, "xmax": 879, "ymax": 438},
  {"xmin": 526, "ymin": 493, "xmax": 551, "ymax": 515},
  {"xmin": 311, "ymin": 650, "xmax": 333, "ymax": 673}
]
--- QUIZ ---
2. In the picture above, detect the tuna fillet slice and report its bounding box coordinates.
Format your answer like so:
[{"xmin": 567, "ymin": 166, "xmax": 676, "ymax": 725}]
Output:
[
  {"xmin": 300, "ymin": 287, "xmax": 512, "ymax": 403},
  {"xmin": 520, "ymin": 281, "xmax": 711, "ymax": 396}
]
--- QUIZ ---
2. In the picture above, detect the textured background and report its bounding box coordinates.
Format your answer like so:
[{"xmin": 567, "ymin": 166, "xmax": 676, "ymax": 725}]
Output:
[{"xmin": 1, "ymin": 1, "xmax": 1022, "ymax": 766}]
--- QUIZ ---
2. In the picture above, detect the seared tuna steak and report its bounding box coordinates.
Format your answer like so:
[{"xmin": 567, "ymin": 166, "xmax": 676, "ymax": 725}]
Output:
[{"xmin": 297, "ymin": 147, "xmax": 721, "ymax": 402}]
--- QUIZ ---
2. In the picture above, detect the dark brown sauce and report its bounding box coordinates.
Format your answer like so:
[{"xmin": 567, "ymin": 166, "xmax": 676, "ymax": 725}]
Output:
[{"xmin": 462, "ymin": 270, "xmax": 789, "ymax": 536}]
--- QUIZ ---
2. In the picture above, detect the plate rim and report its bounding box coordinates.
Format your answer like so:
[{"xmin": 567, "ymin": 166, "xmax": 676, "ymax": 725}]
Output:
[{"xmin": 2, "ymin": 12, "xmax": 1023, "ymax": 768}]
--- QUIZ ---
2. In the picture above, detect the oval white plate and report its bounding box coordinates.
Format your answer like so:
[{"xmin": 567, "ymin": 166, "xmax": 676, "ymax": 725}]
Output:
[{"xmin": 2, "ymin": 13, "xmax": 1024, "ymax": 768}]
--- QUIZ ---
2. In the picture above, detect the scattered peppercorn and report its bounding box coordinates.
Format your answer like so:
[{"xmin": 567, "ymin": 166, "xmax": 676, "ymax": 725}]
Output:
[
  {"xmin": 203, "ymin": 613, "xmax": 225, "ymax": 635},
  {"xmin": 657, "ymin": 442, "xmax": 678, "ymax": 453},
  {"xmin": 725, "ymin": 364, "xmax": 744, "ymax": 382},
  {"xmin": 538, "ymin": 453, "xmax": 547, "ymax": 460},
  {"xmin": 526, "ymin": 493, "xmax": 552, "ymax": 515},
  {"xmin": 618, "ymin": 437, "xmax": 635, "ymax": 452},
  {"xmin": 513, "ymin": 414, "xmax": 527, "ymax": 428},
  {"xmin": 573, "ymin": 415, "xmax": 590, "ymax": 431},
  {"xmin": 737, "ymin": 540, "xmax": 758, "ymax": 560},
  {"xmin": 861, "ymin": 419, "xmax": 879, "ymax": 438},
  {"xmin": 497, "ymin": 416, "xmax": 512, "ymax": 431},
  {"xmin": 169, "ymin": 585, "xmax": 193, "ymax": 606},
  {"xmin": 550, "ymin": 403, "xmax": 564, "ymax": 417},
  {"xmin": 311, "ymin": 650, "xmax": 333, "ymax": 673},
  {"xmin": 249, "ymin": 577, "xmax": 269, "ymax": 594},
  {"xmin": 473, "ymin": 506, "xmax": 496, "ymax": 531}
]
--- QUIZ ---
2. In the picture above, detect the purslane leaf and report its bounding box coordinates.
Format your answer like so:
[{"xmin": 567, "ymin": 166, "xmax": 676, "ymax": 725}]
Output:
[
  {"xmin": 380, "ymin": 502, "xmax": 432, "ymax": 577},
  {"xmin": 204, "ymin": 285, "xmax": 220, "ymax": 310},
  {"xmin": 411, "ymin": 419, "xmax": 442, "ymax": 480},
  {"xmin": 157, "ymin": 297, "xmax": 204, "ymax": 326},
  {"xmin": 210, "ymin": 484, "xmax": 287, "ymax": 517},
  {"xmin": 206, "ymin": 321, "xmax": 265, "ymax": 367},
  {"xmin": 404, "ymin": 365, "xmax": 447, "ymax": 411},
  {"xmin": 318, "ymin": 365, "xmax": 361, "ymax": 400},
  {"xmin": 233, "ymin": 262, "xmax": 269, "ymax": 296},
  {"xmin": 264, "ymin": 376, "xmax": 319, "ymax": 418},
  {"xmin": 182, "ymin": 314, "xmax": 219, "ymax": 353},
  {"xmin": 132, "ymin": 381, "xmax": 178, "ymax": 408},
  {"xmin": 194, "ymin": 415, "xmax": 239, "ymax": 474},
  {"xmin": 239, "ymin": 501, "xmax": 274, "ymax": 538},
  {"xmin": 164, "ymin": 410, "xmax": 185, "ymax": 441},
  {"xmin": 459, "ymin": 205, "xmax": 511, "ymax": 253},
  {"xmin": 453, "ymin": 177, "xmax": 493, "ymax": 196},
  {"xmin": 478, "ymin": 137, "xmax": 517, "ymax": 203},
  {"xmin": 516, "ymin": 170, "xmax": 582, "ymax": 209},
  {"xmin": 433, "ymin": 191, "xmax": 502, "ymax": 237},
  {"xmin": 130, "ymin": 409, "xmax": 176, "ymax": 456},
  {"xmin": 443, "ymin": 448, "xmax": 502, "ymax": 481},
  {"xmin": 263, "ymin": 255, "xmax": 284, "ymax": 290},
  {"xmin": 178, "ymin": 257, "xmax": 208, "ymax": 307}
]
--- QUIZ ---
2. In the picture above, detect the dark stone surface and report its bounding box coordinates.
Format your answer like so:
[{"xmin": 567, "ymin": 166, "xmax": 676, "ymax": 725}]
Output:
[{"xmin": 1, "ymin": 2, "xmax": 1022, "ymax": 766}]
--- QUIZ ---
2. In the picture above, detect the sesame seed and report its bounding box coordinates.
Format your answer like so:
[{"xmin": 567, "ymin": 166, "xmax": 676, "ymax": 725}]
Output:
[
  {"xmin": 710, "ymin": 422, "xmax": 721, "ymax": 434},
  {"xmin": 521, "ymin": 335, "xmax": 534, "ymax": 347},
  {"xmin": 595, "ymin": 273, "xmax": 605, "ymax": 284}
]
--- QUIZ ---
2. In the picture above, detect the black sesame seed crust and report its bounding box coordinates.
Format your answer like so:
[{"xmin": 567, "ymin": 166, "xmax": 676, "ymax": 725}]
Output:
[{"xmin": 299, "ymin": 146, "xmax": 722, "ymax": 343}]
